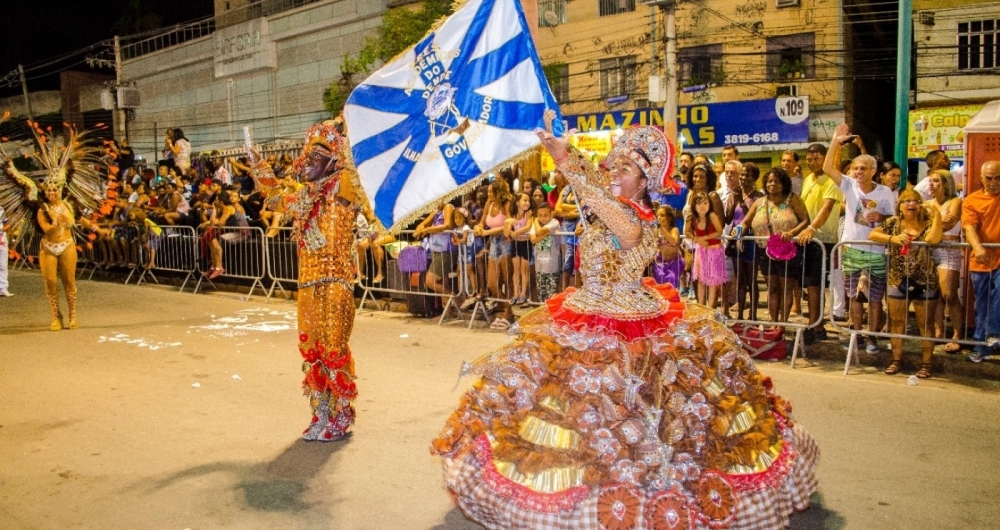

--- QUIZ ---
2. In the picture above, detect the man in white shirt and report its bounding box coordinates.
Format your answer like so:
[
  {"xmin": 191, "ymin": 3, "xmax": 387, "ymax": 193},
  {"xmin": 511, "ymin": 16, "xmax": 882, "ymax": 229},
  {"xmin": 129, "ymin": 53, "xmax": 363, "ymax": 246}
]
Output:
[
  {"xmin": 824, "ymin": 124, "xmax": 896, "ymax": 354},
  {"xmin": 782, "ymin": 150, "xmax": 803, "ymax": 196},
  {"xmin": 914, "ymin": 149, "xmax": 961, "ymax": 199}
]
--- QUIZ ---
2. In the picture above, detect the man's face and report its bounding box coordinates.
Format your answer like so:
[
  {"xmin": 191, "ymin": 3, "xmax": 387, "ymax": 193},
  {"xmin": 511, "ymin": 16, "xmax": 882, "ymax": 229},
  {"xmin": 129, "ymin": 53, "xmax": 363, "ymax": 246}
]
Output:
[
  {"xmin": 302, "ymin": 146, "xmax": 337, "ymax": 183},
  {"xmin": 805, "ymin": 152, "xmax": 824, "ymax": 174},
  {"xmin": 678, "ymin": 154, "xmax": 693, "ymax": 173},
  {"xmin": 158, "ymin": 166, "xmax": 168, "ymax": 176},
  {"xmin": 781, "ymin": 154, "xmax": 798, "ymax": 174},
  {"xmin": 722, "ymin": 148, "xmax": 737, "ymax": 162},
  {"xmin": 935, "ymin": 154, "xmax": 952, "ymax": 171},
  {"xmin": 983, "ymin": 166, "xmax": 1000, "ymax": 196}
]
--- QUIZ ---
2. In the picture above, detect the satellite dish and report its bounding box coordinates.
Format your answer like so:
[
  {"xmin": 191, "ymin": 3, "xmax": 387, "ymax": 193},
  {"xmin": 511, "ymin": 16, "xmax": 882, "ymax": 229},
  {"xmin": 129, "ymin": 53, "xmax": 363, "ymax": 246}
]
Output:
[{"xmin": 543, "ymin": 10, "xmax": 559, "ymax": 26}]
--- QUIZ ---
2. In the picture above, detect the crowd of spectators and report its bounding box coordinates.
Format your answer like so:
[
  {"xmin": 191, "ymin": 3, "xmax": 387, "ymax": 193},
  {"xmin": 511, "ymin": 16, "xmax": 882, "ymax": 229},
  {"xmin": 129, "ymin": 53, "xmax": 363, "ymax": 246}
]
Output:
[
  {"xmin": 41, "ymin": 123, "xmax": 1000, "ymax": 374},
  {"xmin": 370, "ymin": 124, "xmax": 1000, "ymax": 377}
]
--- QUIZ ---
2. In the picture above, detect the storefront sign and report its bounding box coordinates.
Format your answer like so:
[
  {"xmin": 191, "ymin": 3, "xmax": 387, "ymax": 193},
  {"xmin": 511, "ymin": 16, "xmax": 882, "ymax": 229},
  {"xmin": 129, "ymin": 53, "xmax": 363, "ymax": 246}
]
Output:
[
  {"xmin": 563, "ymin": 97, "xmax": 810, "ymax": 149},
  {"xmin": 215, "ymin": 18, "xmax": 277, "ymax": 78},
  {"xmin": 908, "ymin": 105, "xmax": 983, "ymax": 159},
  {"xmin": 540, "ymin": 131, "xmax": 615, "ymax": 171}
]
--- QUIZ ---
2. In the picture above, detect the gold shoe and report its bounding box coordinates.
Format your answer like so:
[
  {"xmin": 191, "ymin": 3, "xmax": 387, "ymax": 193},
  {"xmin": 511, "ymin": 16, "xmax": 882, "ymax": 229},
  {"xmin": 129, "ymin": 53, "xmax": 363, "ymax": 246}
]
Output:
[
  {"xmin": 50, "ymin": 319, "xmax": 63, "ymax": 331},
  {"xmin": 69, "ymin": 319, "xmax": 78, "ymax": 330}
]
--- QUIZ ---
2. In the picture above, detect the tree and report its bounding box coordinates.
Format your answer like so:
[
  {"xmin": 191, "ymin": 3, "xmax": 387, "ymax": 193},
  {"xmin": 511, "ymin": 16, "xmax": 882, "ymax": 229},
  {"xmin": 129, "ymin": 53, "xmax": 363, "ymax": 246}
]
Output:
[
  {"xmin": 323, "ymin": 0, "xmax": 454, "ymax": 116},
  {"xmin": 113, "ymin": 0, "xmax": 164, "ymax": 36}
]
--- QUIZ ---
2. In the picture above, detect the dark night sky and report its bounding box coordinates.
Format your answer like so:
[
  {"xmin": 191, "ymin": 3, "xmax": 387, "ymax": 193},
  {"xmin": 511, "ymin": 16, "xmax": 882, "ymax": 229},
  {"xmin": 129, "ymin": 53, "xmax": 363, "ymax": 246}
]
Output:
[{"xmin": 0, "ymin": 0, "xmax": 214, "ymax": 98}]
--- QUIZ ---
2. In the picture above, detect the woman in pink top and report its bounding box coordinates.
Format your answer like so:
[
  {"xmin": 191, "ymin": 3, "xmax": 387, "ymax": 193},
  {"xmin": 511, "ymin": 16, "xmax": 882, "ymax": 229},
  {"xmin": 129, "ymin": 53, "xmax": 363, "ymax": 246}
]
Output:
[{"xmin": 474, "ymin": 177, "xmax": 513, "ymax": 329}]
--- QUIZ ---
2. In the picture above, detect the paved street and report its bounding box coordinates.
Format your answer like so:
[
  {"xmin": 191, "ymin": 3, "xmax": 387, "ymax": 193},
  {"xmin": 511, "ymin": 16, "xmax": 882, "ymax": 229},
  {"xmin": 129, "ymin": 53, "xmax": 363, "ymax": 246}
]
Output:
[{"xmin": 1, "ymin": 268, "xmax": 999, "ymax": 529}]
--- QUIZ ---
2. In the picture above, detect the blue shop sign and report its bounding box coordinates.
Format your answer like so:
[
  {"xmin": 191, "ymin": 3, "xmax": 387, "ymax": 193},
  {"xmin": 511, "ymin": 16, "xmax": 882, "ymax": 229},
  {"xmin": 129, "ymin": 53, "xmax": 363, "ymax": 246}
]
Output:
[{"xmin": 564, "ymin": 97, "xmax": 809, "ymax": 148}]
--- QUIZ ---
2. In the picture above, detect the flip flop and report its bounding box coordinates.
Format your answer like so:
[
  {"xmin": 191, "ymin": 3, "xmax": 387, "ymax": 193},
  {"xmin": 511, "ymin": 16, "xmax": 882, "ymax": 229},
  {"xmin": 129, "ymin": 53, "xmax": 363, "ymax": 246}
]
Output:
[{"xmin": 944, "ymin": 342, "xmax": 962, "ymax": 354}]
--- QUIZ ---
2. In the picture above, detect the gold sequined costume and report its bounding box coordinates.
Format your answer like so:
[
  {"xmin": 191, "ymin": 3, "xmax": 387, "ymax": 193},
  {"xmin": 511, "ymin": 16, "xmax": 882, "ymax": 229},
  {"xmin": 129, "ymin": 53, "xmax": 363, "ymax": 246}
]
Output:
[
  {"xmin": 432, "ymin": 131, "xmax": 819, "ymax": 529},
  {"xmin": 250, "ymin": 120, "xmax": 363, "ymax": 441}
]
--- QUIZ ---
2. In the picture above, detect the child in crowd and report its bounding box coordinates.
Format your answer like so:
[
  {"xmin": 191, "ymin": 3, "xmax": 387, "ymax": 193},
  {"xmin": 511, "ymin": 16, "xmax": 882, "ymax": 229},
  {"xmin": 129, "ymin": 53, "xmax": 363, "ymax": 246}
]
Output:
[
  {"xmin": 506, "ymin": 192, "xmax": 534, "ymax": 305},
  {"xmin": 654, "ymin": 206, "xmax": 684, "ymax": 288},
  {"xmin": 129, "ymin": 209, "xmax": 162, "ymax": 270},
  {"xmin": 530, "ymin": 201, "xmax": 560, "ymax": 302},
  {"xmin": 686, "ymin": 192, "xmax": 726, "ymax": 309},
  {"xmin": 451, "ymin": 207, "xmax": 476, "ymax": 302}
]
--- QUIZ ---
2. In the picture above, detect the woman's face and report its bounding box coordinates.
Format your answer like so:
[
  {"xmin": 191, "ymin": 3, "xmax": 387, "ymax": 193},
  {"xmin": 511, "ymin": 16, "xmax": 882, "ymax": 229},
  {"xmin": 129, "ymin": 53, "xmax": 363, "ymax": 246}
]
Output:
[
  {"xmin": 656, "ymin": 207, "xmax": 668, "ymax": 225},
  {"xmin": 900, "ymin": 196, "xmax": 922, "ymax": 217},
  {"xmin": 517, "ymin": 194, "xmax": 531, "ymax": 213},
  {"xmin": 695, "ymin": 199, "xmax": 710, "ymax": 216},
  {"xmin": 886, "ymin": 168, "xmax": 902, "ymax": 191},
  {"xmin": 928, "ymin": 174, "xmax": 948, "ymax": 197},
  {"xmin": 765, "ymin": 174, "xmax": 783, "ymax": 196},
  {"xmin": 531, "ymin": 188, "xmax": 545, "ymax": 204},
  {"xmin": 692, "ymin": 168, "xmax": 708, "ymax": 192},
  {"xmin": 740, "ymin": 171, "xmax": 756, "ymax": 193},
  {"xmin": 45, "ymin": 187, "xmax": 60, "ymax": 203},
  {"xmin": 609, "ymin": 157, "xmax": 647, "ymax": 200}
]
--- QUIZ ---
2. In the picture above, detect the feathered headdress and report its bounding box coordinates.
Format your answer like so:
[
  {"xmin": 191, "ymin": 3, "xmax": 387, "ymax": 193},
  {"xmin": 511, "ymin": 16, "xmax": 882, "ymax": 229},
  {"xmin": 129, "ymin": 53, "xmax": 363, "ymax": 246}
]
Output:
[{"xmin": 0, "ymin": 114, "xmax": 114, "ymax": 253}]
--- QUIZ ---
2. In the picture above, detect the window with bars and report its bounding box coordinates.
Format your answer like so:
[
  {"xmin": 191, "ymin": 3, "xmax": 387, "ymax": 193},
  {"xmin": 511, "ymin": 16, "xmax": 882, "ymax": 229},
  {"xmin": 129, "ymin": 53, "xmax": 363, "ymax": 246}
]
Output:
[
  {"xmin": 599, "ymin": 56, "xmax": 637, "ymax": 98},
  {"xmin": 766, "ymin": 33, "xmax": 816, "ymax": 81},
  {"xmin": 958, "ymin": 20, "xmax": 999, "ymax": 70},
  {"xmin": 598, "ymin": 0, "xmax": 636, "ymax": 17},
  {"xmin": 548, "ymin": 64, "xmax": 570, "ymax": 103},
  {"xmin": 538, "ymin": 0, "xmax": 567, "ymax": 27},
  {"xmin": 678, "ymin": 44, "xmax": 723, "ymax": 86}
]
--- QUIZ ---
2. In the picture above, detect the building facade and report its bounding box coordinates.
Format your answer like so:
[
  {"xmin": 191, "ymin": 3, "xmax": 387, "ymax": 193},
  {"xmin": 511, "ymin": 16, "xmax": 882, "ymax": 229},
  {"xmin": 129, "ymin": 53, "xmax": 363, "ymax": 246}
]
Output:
[
  {"xmin": 121, "ymin": 0, "xmax": 385, "ymax": 161},
  {"xmin": 532, "ymin": 0, "xmax": 846, "ymax": 167},
  {"xmin": 911, "ymin": 0, "xmax": 1000, "ymax": 166}
]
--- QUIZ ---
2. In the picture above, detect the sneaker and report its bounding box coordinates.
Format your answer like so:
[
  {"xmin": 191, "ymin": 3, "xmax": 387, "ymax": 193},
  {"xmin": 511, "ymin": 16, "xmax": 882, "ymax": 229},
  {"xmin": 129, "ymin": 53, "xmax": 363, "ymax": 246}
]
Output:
[
  {"xmin": 803, "ymin": 329, "xmax": 817, "ymax": 345},
  {"xmin": 967, "ymin": 352, "xmax": 989, "ymax": 363},
  {"xmin": 865, "ymin": 338, "xmax": 880, "ymax": 355},
  {"xmin": 813, "ymin": 327, "xmax": 828, "ymax": 342},
  {"xmin": 987, "ymin": 336, "xmax": 1000, "ymax": 348}
]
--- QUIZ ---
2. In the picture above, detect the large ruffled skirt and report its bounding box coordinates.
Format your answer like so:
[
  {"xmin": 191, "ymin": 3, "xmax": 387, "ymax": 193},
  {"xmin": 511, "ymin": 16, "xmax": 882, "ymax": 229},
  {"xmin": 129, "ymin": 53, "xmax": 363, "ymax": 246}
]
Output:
[{"xmin": 432, "ymin": 281, "xmax": 819, "ymax": 529}]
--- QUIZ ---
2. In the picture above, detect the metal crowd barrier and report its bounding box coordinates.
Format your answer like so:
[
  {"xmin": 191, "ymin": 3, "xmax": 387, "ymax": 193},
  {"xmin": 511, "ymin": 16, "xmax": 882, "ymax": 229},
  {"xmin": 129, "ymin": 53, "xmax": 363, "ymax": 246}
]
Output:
[
  {"xmin": 128, "ymin": 225, "xmax": 200, "ymax": 291},
  {"xmin": 12, "ymin": 231, "xmax": 40, "ymax": 270},
  {"xmin": 828, "ymin": 239, "xmax": 992, "ymax": 375},
  {"xmin": 263, "ymin": 226, "xmax": 299, "ymax": 300},
  {"xmin": 193, "ymin": 225, "xmax": 268, "ymax": 300}
]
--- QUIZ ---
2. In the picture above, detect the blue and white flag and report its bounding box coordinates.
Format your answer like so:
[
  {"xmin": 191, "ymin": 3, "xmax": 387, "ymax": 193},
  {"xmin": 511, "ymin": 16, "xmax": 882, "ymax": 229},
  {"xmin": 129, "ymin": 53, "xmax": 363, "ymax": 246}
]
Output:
[{"xmin": 344, "ymin": 0, "xmax": 563, "ymax": 230}]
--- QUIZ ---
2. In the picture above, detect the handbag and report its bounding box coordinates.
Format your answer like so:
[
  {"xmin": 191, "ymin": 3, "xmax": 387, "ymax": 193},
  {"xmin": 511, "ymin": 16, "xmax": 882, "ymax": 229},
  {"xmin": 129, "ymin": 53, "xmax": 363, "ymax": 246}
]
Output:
[
  {"xmin": 732, "ymin": 324, "xmax": 788, "ymax": 361},
  {"xmin": 765, "ymin": 199, "xmax": 797, "ymax": 261},
  {"xmin": 397, "ymin": 244, "xmax": 428, "ymax": 273}
]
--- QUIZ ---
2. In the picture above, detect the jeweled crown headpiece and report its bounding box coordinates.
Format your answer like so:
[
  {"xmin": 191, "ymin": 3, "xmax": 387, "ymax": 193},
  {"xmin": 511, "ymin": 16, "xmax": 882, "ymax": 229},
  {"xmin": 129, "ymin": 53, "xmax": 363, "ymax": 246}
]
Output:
[
  {"xmin": 292, "ymin": 119, "xmax": 348, "ymax": 176},
  {"xmin": 607, "ymin": 126, "xmax": 675, "ymax": 194}
]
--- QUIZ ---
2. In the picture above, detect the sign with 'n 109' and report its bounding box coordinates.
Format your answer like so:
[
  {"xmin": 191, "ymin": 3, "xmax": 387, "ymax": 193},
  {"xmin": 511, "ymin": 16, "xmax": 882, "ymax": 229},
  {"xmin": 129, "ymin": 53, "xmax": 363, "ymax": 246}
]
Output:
[{"xmin": 564, "ymin": 97, "xmax": 810, "ymax": 148}]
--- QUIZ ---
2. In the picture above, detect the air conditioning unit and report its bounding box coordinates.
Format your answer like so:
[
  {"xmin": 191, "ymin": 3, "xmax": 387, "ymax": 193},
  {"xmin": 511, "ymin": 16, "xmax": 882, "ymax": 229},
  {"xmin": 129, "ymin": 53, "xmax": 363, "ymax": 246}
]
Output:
[
  {"xmin": 100, "ymin": 90, "xmax": 116, "ymax": 111},
  {"xmin": 776, "ymin": 85, "xmax": 798, "ymax": 97},
  {"xmin": 776, "ymin": 0, "xmax": 800, "ymax": 7},
  {"xmin": 116, "ymin": 87, "xmax": 141, "ymax": 109}
]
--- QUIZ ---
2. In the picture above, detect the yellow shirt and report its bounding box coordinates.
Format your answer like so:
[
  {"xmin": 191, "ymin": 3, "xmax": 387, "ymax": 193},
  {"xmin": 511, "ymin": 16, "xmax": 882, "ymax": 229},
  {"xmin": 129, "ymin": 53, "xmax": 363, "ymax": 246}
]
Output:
[{"xmin": 799, "ymin": 172, "xmax": 843, "ymax": 244}]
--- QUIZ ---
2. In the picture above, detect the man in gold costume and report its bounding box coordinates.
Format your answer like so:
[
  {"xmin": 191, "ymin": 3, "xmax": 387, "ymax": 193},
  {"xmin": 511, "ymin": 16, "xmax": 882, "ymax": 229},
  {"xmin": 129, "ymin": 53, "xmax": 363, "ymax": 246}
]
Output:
[{"xmin": 248, "ymin": 120, "xmax": 367, "ymax": 441}]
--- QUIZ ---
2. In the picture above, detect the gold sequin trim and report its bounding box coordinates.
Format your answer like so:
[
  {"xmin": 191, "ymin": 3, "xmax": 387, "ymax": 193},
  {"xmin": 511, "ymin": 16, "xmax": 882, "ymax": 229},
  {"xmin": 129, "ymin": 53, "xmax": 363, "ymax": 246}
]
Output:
[
  {"xmin": 539, "ymin": 396, "xmax": 569, "ymax": 415},
  {"xmin": 494, "ymin": 460, "xmax": 585, "ymax": 493},
  {"xmin": 518, "ymin": 415, "xmax": 582, "ymax": 450},
  {"xmin": 726, "ymin": 404, "xmax": 758, "ymax": 436}
]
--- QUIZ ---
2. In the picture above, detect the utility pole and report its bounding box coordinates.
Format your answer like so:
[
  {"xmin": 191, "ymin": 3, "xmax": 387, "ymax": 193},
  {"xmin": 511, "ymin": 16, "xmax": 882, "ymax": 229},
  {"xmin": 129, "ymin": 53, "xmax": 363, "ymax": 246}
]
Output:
[
  {"xmin": 663, "ymin": 2, "xmax": 677, "ymax": 145},
  {"xmin": 113, "ymin": 36, "xmax": 128, "ymax": 142},
  {"xmin": 894, "ymin": 0, "xmax": 912, "ymax": 176},
  {"xmin": 18, "ymin": 64, "xmax": 34, "ymax": 122},
  {"xmin": 644, "ymin": 1, "xmax": 678, "ymax": 147}
]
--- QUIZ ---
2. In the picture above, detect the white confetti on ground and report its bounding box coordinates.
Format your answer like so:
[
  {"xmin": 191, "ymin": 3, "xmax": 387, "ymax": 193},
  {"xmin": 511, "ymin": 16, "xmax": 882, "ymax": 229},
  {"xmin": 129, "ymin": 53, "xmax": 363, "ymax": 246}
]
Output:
[
  {"xmin": 190, "ymin": 309, "xmax": 296, "ymax": 337},
  {"xmin": 97, "ymin": 333, "xmax": 181, "ymax": 351}
]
